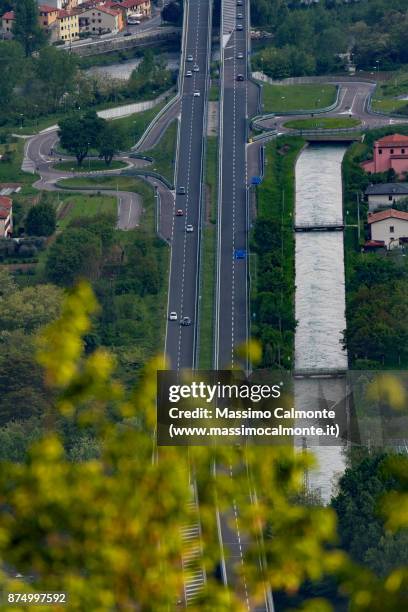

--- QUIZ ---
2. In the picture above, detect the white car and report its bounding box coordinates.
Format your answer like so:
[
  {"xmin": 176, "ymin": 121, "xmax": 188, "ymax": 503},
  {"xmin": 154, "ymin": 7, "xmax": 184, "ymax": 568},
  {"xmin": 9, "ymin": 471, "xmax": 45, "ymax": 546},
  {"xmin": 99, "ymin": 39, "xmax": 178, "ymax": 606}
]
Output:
[
  {"xmin": 193, "ymin": 91, "xmax": 200, "ymax": 97},
  {"xmin": 185, "ymin": 70, "xmax": 193, "ymax": 77},
  {"xmin": 186, "ymin": 225, "xmax": 194, "ymax": 233},
  {"xmin": 193, "ymin": 64, "xmax": 199, "ymax": 72},
  {"xmin": 169, "ymin": 312, "xmax": 178, "ymax": 321},
  {"xmin": 187, "ymin": 54, "xmax": 194, "ymax": 62}
]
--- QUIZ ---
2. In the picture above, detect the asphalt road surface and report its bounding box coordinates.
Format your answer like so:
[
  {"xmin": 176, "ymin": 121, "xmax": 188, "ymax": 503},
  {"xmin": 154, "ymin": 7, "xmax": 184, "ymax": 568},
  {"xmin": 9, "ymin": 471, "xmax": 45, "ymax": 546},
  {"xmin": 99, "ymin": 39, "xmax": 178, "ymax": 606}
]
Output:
[
  {"xmin": 214, "ymin": 3, "xmax": 272, "ymax": 611},
  {"xmin": 23, "ymin": 130, "xmax": 143, "ymax": 230},
  {"xmin": 257, "ymin": 80, "xmax": 408, "ymax": 133},
  {"xmin": 215, "ymin": 6, "xmax": 250, "ymax": 371},
  {"xmin": 164, "ymin": 0, "xmax": 212, "ymax": 370}
]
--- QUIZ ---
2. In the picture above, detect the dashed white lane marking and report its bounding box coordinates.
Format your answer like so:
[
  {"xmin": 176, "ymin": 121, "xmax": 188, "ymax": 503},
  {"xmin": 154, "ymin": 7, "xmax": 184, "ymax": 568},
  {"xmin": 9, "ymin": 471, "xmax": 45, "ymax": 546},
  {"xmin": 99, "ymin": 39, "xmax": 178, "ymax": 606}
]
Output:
[
  {"xmin": 176, "ymin": 0, "xmax": 203, "ymax": 371},
  {"xmin": 230, "ymin": 465, "xmax": 251, "ymax": 611}
]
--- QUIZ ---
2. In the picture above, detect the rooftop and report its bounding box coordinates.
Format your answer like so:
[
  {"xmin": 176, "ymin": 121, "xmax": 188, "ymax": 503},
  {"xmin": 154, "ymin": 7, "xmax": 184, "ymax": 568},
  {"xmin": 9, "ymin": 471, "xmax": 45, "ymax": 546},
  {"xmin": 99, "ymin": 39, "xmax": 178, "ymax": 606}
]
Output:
[
  {"xmin": 365, "ymin": 182, "xmax": 408, "ymax": 196},
  {"xmin": 39, "ymin": 5, "xmax": 59, "ymax": 13},
  {"xmin": 368, "ymin": 209, "xmax": 408, "ymax": 224},
  {"xmin": 0, "ymin": 196, "xmax": 12, "ymax": 209},
  {"xmin": 376, "ymin": 133, "xmax": 408, "ymax": 146}
]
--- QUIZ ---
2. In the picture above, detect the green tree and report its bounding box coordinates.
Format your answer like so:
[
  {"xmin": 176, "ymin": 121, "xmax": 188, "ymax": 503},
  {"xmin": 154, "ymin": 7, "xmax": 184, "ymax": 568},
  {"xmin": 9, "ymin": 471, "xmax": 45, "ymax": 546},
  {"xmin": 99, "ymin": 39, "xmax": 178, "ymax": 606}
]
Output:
[
  {"xmin": 12, "ymin": 0, "xmax": 47, "ymax": 56},
  {"xmin": 45, "ymin": 227, "xmax": 103, "ymax": 286},
  {"xmin": 35, "ymin": 46, "xmax": 78, "ymax": 112},
  {"xmin": 26, "ymin": 200, "xmax": 56, "ymax": 236},
  {"xmin": 58, "ymin": 111, "xmax": 106, "ymax": 166},
  {"xmin": 0, "ymin": 285, "xmax": 406, "ymax": 610},
  {"xmin": 0, "ymin": 41, "xmax": 25, "ymax": 111},
  {"xmin": 129, "ymin": 50, "xmax": 172, "ymax": 97},
  {"xmin": 0, "ymin": 332, "xmax": 54, "ymax": 425},
  {"xmin": 68, "ymin": 212, "xmax": 116, "ymax": 250},
  {"xmin": 161, "ymin": 0, "xmax": 183, "ymax": 25},
  {"xmin": 0, "ymin": 276, "xmax": 62, "ymax": 425},
  {"xmin": 0, "ymin": 284, "xmax": 62, "ymax": 333},
  {"xmin": 332, "ymin": 453, "xmax": 408, "ymax": 577},
  {"xmin": 98, "ymin": 123, "xmax": 126, "ymax": 166}
]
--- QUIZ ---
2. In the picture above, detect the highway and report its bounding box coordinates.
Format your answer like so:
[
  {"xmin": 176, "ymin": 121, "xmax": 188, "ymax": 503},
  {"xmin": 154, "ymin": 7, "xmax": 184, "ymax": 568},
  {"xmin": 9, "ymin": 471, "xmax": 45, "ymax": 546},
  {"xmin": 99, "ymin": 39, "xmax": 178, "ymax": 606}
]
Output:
[
  {"xmin": 164, "ymin": 0, "xmax": 212, "ymax": 370},
  {"xmin": 215, "ymin": 0, "xmax": 252, "ymax": 371},
  {"xmin": 214, "ymin": 2, "xmax": 271, "ymax": 611}
]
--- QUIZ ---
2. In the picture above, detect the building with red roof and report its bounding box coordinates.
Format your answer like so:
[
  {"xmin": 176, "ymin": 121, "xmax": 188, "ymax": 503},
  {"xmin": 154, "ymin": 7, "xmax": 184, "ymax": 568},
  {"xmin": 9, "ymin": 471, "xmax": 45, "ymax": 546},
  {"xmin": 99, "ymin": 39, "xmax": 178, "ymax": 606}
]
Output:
[
  {"xmin": 0, "ymin": 196, "xmax": 13, "ymax": 238},
  {"xmin": 368, "ymin": 208, "xmax": 408, "ymax": 250},
  {"xmin": 78, "ymin": 4, "xmax": 124, "ymax": 34},
  {"xmin": 38, "ymin": 4, "xmax": 60, "ymax": 27},
  {"xmin": 106, "ymin": 0, "xmax": 151, "ymax": 18},
  {"xmin": 1, "ymin": 10, "xmax": 15, "ymax": 36},
  {"xmin": 361, "ymin": 133, "xmax": 408, "ymax": 177}
]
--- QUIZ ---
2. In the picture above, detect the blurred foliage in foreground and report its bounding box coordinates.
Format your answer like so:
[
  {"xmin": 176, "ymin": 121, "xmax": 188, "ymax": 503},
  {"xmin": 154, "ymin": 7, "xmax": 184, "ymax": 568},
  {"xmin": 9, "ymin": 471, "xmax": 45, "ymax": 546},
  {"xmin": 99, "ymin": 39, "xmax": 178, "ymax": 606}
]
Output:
[{"xmin": 0, "ymin": 284, "xmax": 406, "ymax": 610}]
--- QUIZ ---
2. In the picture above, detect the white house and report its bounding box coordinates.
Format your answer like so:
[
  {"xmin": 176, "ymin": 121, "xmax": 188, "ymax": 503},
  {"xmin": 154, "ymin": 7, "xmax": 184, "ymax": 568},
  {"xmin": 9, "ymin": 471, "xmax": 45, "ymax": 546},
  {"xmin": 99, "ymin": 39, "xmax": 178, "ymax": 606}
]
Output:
[
  {"xmin": 368, "ymin": 209, "xmax": 408, "ymax": 250},
  {"xmin": 78, "ymin": 5, "xmax": 123, "ymax": 34},
  {"xmin": 365, "ymin": 183, "xmax": 408, "ymax": 212}
]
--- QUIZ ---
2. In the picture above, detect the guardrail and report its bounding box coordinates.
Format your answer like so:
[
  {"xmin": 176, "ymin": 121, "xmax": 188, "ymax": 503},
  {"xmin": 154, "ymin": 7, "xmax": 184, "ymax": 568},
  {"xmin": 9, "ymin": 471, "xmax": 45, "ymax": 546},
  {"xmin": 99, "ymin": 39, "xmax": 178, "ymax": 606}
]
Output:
[
  {"xmin": 121, "ymin": 168, "xmax": 173, "ymax": 189},
  {"xmin": 63, "ymin": 27, "xmax": 180, "ymax": 56},
  {"xmin": 194, "ymin": 0, "xmax": 213, "ymax": 370},
  {"xmin": 134, "ymin": 93, "xmax": 179, "ymax": 150},
  {"xmin": 366, "ymin": 86, "xmax": 408, "ymax": 120},
  {"xmin": 251, "ymin": 125, "xmax": 362, "ymax": 143},
  {"xmin": 250, "ymin": 86, "xmax": 340, "ymax": 135},
  {"xmin": 290, "ymin": 126, "xmax": 362, "ymax": 136},
  {"xmin": 214, "ymin": 0, "xmax": 226, "ymax": 370}
]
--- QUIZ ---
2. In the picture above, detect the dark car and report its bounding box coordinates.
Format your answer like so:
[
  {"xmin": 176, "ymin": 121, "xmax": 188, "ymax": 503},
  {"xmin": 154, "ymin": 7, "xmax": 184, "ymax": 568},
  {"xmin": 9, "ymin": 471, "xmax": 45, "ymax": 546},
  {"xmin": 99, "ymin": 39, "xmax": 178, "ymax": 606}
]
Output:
[
  {"xmin": 236, "ymin": 74, "xmax": 245, "ymax": 81},
  {"xmin": 181, "ymin": 316, "xmax": 192, "ymax": 326}
]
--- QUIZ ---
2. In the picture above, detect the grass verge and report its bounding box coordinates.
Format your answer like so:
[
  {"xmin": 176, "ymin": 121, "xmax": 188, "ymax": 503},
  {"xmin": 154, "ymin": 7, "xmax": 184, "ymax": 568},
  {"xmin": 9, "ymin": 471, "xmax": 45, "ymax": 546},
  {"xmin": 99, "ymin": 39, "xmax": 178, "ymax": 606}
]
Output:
[
  {"xmin": 370, "ymin": 71, "xmax": 408, "ymax": 115},
  {"xmin": 284, "ymin": 117, "xmax": 360, "ymax": 130},
  {"xmin": 56, "ymin": 193, "xmax": 117, "ymax": 229},
  {"xmin": 142, "ymin": 120, "xmax": 178, "ymax": 185},
  {"xmin": 53, "ymin": 160, "xmax": 127, "ymax": 173},
  {"xmin": 209, "ymin": 84, "xmax": 219, "ymax": 102},
  {"xmin": 259, "ymin": 83, "xmax": 337, "ymax": 114},
  {"xmin": 199, "ymin": 136, "xmax": 218, "ymax": 369},
  {"xmin": 251, "ymin": 136, "xmax": 305, "ymax": 369},
  {"xmin": 113, "ymin": 102, "xmax": 166, "ymax": 147}
]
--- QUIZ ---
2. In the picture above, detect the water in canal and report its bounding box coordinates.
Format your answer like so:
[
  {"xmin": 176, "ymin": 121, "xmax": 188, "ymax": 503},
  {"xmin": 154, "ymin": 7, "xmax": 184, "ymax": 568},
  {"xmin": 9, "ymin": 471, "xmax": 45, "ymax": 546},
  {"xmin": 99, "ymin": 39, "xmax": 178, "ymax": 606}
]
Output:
[{"xmin": 294, "ymin": 143, "xmax": 348, "ymax": 502}]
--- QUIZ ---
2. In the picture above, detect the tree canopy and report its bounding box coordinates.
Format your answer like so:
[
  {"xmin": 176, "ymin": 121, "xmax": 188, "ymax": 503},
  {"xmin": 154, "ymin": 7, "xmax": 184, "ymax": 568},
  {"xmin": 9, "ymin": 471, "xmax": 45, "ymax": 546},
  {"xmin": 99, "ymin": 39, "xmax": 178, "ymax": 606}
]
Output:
[
  {"xmin": 58, "ymin": 111, "xmax": 106, "ymax": 166},
  {"xmin": 12, "ymin": 0, "xmax": 47, "ymax": 56},
  {"xmin": 0, "ymin": 284, "xmax": 406, "ymax": 609},
  {"xmin": 45, "ymin": 227, "xmax": 103, "ymax": 286},
  {"xmin": 26, "ymin": 199, "xmax": 56, "ymax": 236},
  {"xmin": 332, "ymin": 453, "xmax": 408, "ymax": 577}
]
